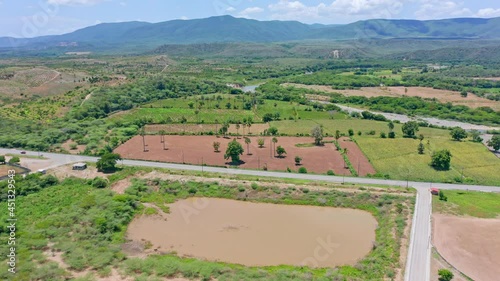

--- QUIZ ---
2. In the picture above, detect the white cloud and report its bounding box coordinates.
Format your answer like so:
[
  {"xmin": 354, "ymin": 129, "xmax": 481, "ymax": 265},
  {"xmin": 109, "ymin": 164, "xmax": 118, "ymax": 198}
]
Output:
[
  {"xmin": 476, "ymin": 8, "xmax": 500, "ymax": 18},
  {"xmin": 267, "ymin": 0, "xmax": 405, "ymax": 23},
  {"xmin": 239, "ymin": 6, "xmax": 264, "ymax": 18},
  {"xmin": 226, "ymin": 7, "xmax": 236, "ymax": 12},
  {"xmin": 46, "ymin": 0, "xmax": 106, "ymax": 6},
  {"xmin": 415, "ymin": 0, "xmax": 472, "ymax": 20}
]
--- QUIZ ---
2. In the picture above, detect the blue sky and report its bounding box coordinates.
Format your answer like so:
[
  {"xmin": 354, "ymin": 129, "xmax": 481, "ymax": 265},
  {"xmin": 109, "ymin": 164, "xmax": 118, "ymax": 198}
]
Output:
[{"xmin": 1, "ymin": 0, "xmax": 500, "ymax": 37}]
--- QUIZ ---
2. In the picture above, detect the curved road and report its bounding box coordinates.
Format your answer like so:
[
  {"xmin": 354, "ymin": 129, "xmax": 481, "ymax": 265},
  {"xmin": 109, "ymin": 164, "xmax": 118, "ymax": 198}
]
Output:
[{"xmin": 2, "ymin": 148, "xmax": 498, "ymax": 281}]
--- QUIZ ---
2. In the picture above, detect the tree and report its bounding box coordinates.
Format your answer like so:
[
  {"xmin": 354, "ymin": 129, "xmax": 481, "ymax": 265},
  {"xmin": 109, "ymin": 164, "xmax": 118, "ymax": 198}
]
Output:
[
  {"xmin": 402, "ymin": 121, "xmax": 419, "ymax": 138},
  {"xmin": 0, "ymin": 155, "xmax": 5, "ymax": 164},
  {"xmin": 348, "ymin": 129, "xmax": 354, "ymax": 137},
  {"xmin": 418, "ymin": 134, "xmax": 425, "ymax": 142},
  {"xmin": 213, "ymin": 141, "xmax": 221, "ymax": 152},
  {"xmin": 276, "ymin": 146, "xmax": 287, "ymax": 158},
  {"xmin": 295, "ymin": 156, "xmax": 302, "ymax": 165},
  {"xmin": 388, "ymin": 121, "xmax": 395, "ymax": 131},
  {"xmin": 469, "ymin": 130, "xmax": 483, "ymax": 143},
  {"xmin": 335, "ymin": 130, "xmax": 341, "ymax": 141},
  {"xmin": 244, "ymin": 137, "xmax": 251, "ymax": 155},
  {"xmin": 438, "ymin": 190, "xmax": 448, "ymax": 202},
  {"xmin": 438, "ymin": 269, "xmax": 453, "ymax": 281},
  {"xmin": 257, "ymin": 138, "xmax": 265, "ymax": 148},
  {"xmin": 311, "ymin": 125, "xmax": 324, "ymax": 145},
  {"xmin": 431, "ymin": 149, "xmax": 452, "ymax": 171},
  {"xmin": 460, "ymin": 90, "xmax": 468, "ymax": 98},
  {"xmin": 220, "ymin": 122, "xmax": 229, "ymax": 138},
  {"xmin": 272, "ymin": 137, "xmax": 278, "ymax": 157},
  {"xmin": 268, "ymin": 126, "xmax": 279, "ymax": 136},
  {"xmin": 224, "ymin": 139, "xmax": 244, "ymax": 163},
  {"xmin": 96, "ymin": 153, "xmax": 121, "ymax": 172},
  {"xmin": 487, "ymin": 135, "xmax": 500, "ymax": 151},
  {"xmin": 235, "ymin": 122, "xmax": 241, "ymax": 137},
  {"xmin": 388, "ymin": 131, "xmax": 396, "ymax": 138},
  {"xmin": 246, "ymin": 117, "xmax": 253, "ymax": 134},
  {"xmin": 418, "ymin": 142, "xmax": 425, "ymax": 154},
  {"xmin": 214, "ymin": 119, "xmax": 219, "ymax": 136},
  {"xmin": 8, "ymin": 156, "xmax": 20, "ymax": 165},
  {"xmin": 450, "ymin": 127, "xmax": 467, "ymax": 141}
]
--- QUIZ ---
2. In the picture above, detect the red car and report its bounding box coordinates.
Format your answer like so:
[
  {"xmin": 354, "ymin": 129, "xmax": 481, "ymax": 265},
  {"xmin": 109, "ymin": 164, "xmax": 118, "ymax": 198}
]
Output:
[
  {"xmin": 20, "ymin": 151, "xmax": 26, "ymax": 154},
  {"xmin": 430, "ymin": 188, "xmax": 440, "ymax": 195}
]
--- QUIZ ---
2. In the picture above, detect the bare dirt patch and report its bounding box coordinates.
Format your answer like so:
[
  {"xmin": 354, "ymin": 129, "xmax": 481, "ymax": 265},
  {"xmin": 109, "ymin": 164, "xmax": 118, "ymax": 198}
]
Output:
[
  {"xmin": 110, "ymin": 178, "xmax": 132, "ymax": 194},
  {"xmin": 285, "ymin": 83, "xmax": 500, "ymax": 111},
  {"xmin": 127, "ymin": 197, "xmax": 377, "ymax": 268},
  {"xmin": 114, "ymin": 136, "xmax": 375, "ymax": 175},
  {"xmin": 49, "ymin": 164, "xmax": 106, "ymax": 180},
  {"xmin": 432, "ymin": 214, "xmax": 500, "ymax": 281}
]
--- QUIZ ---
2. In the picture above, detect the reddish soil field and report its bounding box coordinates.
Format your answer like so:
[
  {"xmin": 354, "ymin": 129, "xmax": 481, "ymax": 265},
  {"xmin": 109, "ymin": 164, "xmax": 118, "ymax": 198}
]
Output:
[
  {"xmin": 115, "ymin": 136, "xmax": 374, "ymax": 175},
  {"xmin": 338, "ymin": 137, "xmax": 376, "ymax": 176},
  {"xmin": 433, "ymin": 214, "xmax": 500, "ymax": 281}
]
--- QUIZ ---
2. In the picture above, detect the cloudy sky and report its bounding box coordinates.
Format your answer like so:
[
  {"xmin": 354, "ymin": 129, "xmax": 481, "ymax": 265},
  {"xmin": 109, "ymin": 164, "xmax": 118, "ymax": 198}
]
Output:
[{"xmin": 1, "ymin": 0, "xmax": 500, "ymax": 38}]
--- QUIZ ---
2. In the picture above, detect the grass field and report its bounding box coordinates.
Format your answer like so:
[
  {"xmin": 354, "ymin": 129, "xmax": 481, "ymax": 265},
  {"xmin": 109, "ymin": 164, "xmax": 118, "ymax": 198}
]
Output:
[
  {"xmin": 271, "ymin": 118, "xmax": 500, "ymax": 185},
  {"xmin": 433, "ymin": 190, "xmax": 500, "ymax": 218},
  {"xmin": 113, "ymin": 94, "xmax": 342, "ymax": 124},
  {"xmin": 357, "ymin": 134, "xmax": 500, "ymax": 185}
]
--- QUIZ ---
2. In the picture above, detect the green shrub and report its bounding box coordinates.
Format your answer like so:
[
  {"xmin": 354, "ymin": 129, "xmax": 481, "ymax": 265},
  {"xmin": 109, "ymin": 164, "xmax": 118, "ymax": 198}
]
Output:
[
  {"xmin": 92, "ymin": 177, "xmax": 108, "ymax": 188},
  {"xmin": 327, "ymin": 170, "xmax": 335, "ymax": 175},
  {"xmin": 298, "ymin": 167, "xmax": 307, "ymax": 173},
  {"xmin": 438, "ymin": 269, "xmax": 453, "ymax": 281}
]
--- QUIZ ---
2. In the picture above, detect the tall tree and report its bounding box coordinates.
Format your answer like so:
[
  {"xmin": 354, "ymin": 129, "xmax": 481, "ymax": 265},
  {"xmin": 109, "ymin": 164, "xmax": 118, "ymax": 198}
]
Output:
[
  {"xmin": 244, "ymin": 137, "xmax": 251, "ymax": 155},
  {"xmin": 311, "ymin": 125, "xmax": 324, "ymax": 145},
  {"xmin": 431, "ymin": 149, "xmax": 452, "ymax": 170},
  {"xmin": 224, "ymin": 139, "xmax": 244, "ymax": 163},
  {"xmin": 96, "ymin": 153, "xmax": 121, "ymax": 172},
  {"xmin": 272, "ymin": 137, "xmax": 278, "ymax": 157},
  {"xmin": 402, "ymin": 121, "xmax": 419, "ymax": 138},
  {"xmin": 276, "ymin": 145, "xmax": 287, "ymax": 158},
  {"xmin": 450, "ymin": 127, "xmax": 467, "ymax": 141},
  {"xmin": 487, "ymin": 135, "xmax": 500, "ymax": 151}
]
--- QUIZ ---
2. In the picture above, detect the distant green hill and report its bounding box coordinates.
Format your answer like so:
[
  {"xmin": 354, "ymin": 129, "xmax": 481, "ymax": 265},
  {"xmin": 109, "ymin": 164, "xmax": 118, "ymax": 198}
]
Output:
[{"xmin": 1, "ymin": 16, "xmax": 499, "ymax": 52}]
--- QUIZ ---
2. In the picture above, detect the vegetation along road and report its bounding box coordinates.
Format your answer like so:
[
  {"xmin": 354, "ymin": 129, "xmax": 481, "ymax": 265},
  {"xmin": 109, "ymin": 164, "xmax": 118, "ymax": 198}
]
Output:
[{"xmin": 1, "ymin": 147, "xmax": 498, "ymax": 281}]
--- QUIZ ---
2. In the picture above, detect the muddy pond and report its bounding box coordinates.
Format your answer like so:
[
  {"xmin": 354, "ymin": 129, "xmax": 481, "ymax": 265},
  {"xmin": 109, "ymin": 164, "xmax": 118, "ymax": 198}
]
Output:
[{"xmin": 127, "ymin": 198, "xmax": 377, "ymax": 268}]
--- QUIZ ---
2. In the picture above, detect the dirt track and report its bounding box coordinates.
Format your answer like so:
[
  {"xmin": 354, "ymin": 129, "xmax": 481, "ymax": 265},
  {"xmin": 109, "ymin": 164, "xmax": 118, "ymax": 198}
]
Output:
[
  {"xmin": 433, "ymin": 214, "xmax": 500, "ymax": 281},
  {"xmin": 114, "ymin": 136, "xmax": 375, "ymax": 175}
]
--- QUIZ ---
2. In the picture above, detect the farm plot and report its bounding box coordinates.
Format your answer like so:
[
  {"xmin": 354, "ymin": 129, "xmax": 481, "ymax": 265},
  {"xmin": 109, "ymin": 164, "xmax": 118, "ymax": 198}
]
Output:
[
  {"xmin": 284, "ymin": 84, "xmax": 500, "ymax": 111},
  {"xmin": 114, "ymin": 136, "xmax": 374, "ymax": 175}
]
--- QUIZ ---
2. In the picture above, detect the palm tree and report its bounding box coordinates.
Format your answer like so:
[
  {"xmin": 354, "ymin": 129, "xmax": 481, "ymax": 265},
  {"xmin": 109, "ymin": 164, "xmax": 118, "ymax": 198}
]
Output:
[
  {"xmin": 244, "ymin": 137, "xmax": 251, "ymax": 155},
  {"xmin": 215, "ymin": 118, "xmax": 219, "ymax": 136},
  {"xmin": 342, "ymin": 148, "xmax": 349, "ymax": 168},
  {"xmin": 236, "ymin": 122, "xmax": 241, "ymax": 138},
  {"xmin": 272, "ymin": 137, "xmax": 278, "ymax": 157}
]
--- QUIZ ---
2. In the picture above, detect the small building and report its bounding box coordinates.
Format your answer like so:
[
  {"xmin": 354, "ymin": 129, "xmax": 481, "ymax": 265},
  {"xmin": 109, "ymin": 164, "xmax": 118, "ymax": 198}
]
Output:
[
  {"xmin": 72, "ymin": 163, "xmax": 87, "ymax": 170},
  {"xmin": 430, "ymin": 188, "xmax": 440, "ymax": 195}
]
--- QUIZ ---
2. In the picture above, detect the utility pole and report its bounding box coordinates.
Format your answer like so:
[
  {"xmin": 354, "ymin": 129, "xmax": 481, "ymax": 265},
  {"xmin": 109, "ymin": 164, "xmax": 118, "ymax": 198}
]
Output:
[{"xmin": 202, "ymin": 157, "xmax": 204, "ymax": 173}]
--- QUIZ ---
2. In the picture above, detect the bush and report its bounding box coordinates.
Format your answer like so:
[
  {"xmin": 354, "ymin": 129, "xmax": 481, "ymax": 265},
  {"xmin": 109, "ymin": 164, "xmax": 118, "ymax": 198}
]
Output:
[
  {"xmin": 380, "ymin": 132, "xmax": 387, "ymax": 138},
  {"xmin": 294, "ymin": 156, "xmax": 302, "ymax": 165},
  {"xmin": 0, "ymin": 155, "xmax": 5, "ymax": 164},
  {"xmin": 327, "ymin": 170, "xmax": 335, "ymax": 175},
  {"xmin": 388, "ymin": 131, "xmax": 396, "ymax": 138},
  {"xmin": 92, "ymin": 177, "xmax": 108, "ymax": 188},
  {"xmin": 298, "ymin": 167, "xmax": 307, "ymax": 174},
  {"xmin": 438, "ymin": 190, "xmax": 448, "ymax": 201},
  {"xmin": 431, "ymin": 149, "xmax": 452, "ymax": 171},
  {"xmin": 251, "ymin": 183, "xmax": 259, "ymax": 190},
  {"xmin": 438, "ymin": 269, "xmax": 453, "ymax": 281},
  {"xmin": 8, "ymin": 156, "xmax": 20, "ymax": 165}
]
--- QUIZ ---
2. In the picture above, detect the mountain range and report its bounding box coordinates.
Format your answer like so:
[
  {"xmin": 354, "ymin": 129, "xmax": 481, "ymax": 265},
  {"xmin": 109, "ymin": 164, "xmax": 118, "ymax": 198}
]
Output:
[{"xmin": 1, "ymin": 15, "xmax": 500, "ymax": 52}]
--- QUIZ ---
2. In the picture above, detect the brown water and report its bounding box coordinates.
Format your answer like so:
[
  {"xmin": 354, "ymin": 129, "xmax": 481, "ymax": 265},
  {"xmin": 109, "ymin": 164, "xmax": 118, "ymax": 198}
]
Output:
[{"xmin": 127, "ymin": 198, "xmax": 377, "ymax": 268}]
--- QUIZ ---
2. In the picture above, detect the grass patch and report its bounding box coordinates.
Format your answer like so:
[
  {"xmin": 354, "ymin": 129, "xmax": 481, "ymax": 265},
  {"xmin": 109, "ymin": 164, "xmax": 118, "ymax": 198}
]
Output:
[{"xmin": 433, "ymin": 190, "xmax": 500, "ymax": 218}]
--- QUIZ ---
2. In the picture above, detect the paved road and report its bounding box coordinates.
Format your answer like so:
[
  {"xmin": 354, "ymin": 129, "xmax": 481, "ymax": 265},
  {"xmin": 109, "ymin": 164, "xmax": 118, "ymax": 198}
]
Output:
[{"xmin": 1, "ymin": 148, "xmax": 498, "ymax": 281}]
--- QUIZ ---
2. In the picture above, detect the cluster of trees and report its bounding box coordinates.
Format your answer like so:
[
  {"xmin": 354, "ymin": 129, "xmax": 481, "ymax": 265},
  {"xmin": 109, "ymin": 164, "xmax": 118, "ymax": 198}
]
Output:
[{"xmin": 330, "ymin": 95, "xmax": 500, "ymax": 125}]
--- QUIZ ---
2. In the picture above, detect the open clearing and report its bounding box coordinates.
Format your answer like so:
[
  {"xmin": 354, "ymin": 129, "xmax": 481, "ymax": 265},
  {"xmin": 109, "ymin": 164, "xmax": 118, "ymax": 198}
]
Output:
[
  {"xmin": 432, "ymin": 214, "xmax": 500, "ymax": 281},
  {"xmin": 127, "ymin": 197, "xmax": 377, "ymax": 267},
  {"xmin": 114, "ymin": 135, "xmax": 375, "ymax": 175},
  {"xmin": 283, "ymin": 84, "xmax": 500, "ymax": 111},
  {"xmin": 0, "ymin": 164, "xmax": 25, "ymax": 177},
  {"xmin": 145, "ymin": 123, "xmax": 269, "ymax": 135}
]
